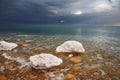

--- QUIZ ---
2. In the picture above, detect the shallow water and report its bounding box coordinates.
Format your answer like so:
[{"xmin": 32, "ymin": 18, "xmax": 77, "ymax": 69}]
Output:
[{"xmin": 0, "ymin": 24, "xmax": 120, "ymax": 80}]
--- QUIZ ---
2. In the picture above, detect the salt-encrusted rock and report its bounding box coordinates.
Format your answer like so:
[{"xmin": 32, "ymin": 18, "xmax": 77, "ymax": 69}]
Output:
[
  {"xmin": 30, "ymin": 53, "xmax": 63, "ymax": 69},
  {"xmin": 0, "ymin": 41, "xmax": 18, "ymax": 50},
  {"xmin": 56, "ymin": 41, "xmax": 85, "ymax": 53}
]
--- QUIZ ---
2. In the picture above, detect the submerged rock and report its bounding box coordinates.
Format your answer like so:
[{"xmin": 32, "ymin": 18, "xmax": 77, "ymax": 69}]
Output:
[
  {"xmin": 72, "ymin": 66, "xmax": 81, "ymax": 72},
  {"xmin": 56, "ymin": 41, "xmax": 85, "ymax": 53},
  {"xmin": 17, "ymin": 41, "xmax": 27, "ymax": 46},
  {"xmin": 84, "ymin": 64, "xmax": 101, "ymax": 70},
  {"xmin": 45, "ymin": 72, "xmax": 64, "ymax": 80},
  {"xmin": 0, "ymin": 75, "xmax": 7, "ymax": 80},
  {"xmin": 30, "ymin": 53, "xmax": 63, "ymax": 69},
  {"xmin": 0, "ymin": 41, "xmax": 18, "ymax": 50},
  {"xmin": 64, "ymin": 73, "xmax": 74, "ymax": 80},
  {"xmin": 70, "ymin": 56, "xmax": 82, "ymax": 63},
  {"xmin": 0, "ymin": 66, "xmax": 5, "ymax": 73}
]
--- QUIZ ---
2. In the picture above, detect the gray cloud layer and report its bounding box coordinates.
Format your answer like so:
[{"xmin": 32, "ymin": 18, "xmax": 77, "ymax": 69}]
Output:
[{"xmin": 0, "ymin": 0, "xmax": 120, "ymax": 25}]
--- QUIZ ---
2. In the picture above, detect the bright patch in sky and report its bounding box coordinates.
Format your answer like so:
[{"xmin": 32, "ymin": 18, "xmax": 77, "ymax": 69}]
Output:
[
  {"xmin": 93, "ymin": 1, "xmax": 112, "ymax": 12},
  {"xmin": 73, "ymin": 10, "xmax": 82, "ymax": 15}
]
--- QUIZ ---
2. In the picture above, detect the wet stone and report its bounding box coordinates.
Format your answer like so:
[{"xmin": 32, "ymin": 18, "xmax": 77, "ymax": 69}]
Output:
[
  {"xmin": 17, "ymin": 41, "xmax": 27, "ymax": 46},
  {"xmin": 5, "ymin": 61, "xmax": 20, "ymax": 70},
  {"xmin": 0, "ymin": 66, "xmax": 5, "ymax": 73},
  {"xmin": 64, "ymin": 73, "xmax": 74, "ymax": 80},
  {"xmin": 72, "ymin": 66, "xmax": 81, "ymax": 72},
  {"xmin": 84, "ymin": 64, "xmax": 101, "ymax": 70},
  {"xmin": 70, "ymin": 56, "xmax": 82, "ymax": 63},
  {"xmin": 0, "ymin": 75, "xmax": 7, "ymax": 80}
]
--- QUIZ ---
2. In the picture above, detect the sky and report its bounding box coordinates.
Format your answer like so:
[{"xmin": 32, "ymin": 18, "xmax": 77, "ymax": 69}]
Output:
[{"xmin": 0, "ymin": 0, "xmax": 120, "ymax": 25}]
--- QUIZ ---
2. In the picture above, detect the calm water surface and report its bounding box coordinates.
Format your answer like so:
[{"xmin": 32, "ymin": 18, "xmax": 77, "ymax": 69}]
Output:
[{"xmin": 0, "ymin": 24, "xmax": 120, "ymax": 54}]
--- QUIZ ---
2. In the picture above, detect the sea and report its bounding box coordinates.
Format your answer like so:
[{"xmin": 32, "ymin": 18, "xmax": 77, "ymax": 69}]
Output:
[
  {"xmin": 0, "ymin": 24, "xmax": 120, "ymax": 54},
  {"xmin": 0, "ymin": 24, "xmax": 120, "ymax": 79}
]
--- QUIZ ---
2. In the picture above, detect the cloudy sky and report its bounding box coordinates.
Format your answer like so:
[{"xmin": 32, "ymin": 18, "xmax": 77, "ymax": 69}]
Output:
[{"xmin": 0, "ymin": 0, "xmax": 120, "ymax": 25}]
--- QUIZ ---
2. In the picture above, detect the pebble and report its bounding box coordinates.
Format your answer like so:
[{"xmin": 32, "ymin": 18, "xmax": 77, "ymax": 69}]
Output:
[
  {"xmin": 70, "ymin": 56, "xmax": 82, "ymax": 63},
  {"xmin": 64, "ymin": 73, "xmax": 74, "ymax": 80},
  {"xmin": 18, "ymin": 41, "xmax": 27, "ymax": 46},
  {"xmin": 72, "ymin": 66, "xmax": 81, "ymax": 72},
  {"xmin": 0, "ymin": 75, "xmax": 7, "ymax": 80}
]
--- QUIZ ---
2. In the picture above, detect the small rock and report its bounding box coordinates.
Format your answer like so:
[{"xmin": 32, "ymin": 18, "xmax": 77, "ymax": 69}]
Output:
[
  {"xmin": 0, "ymin": 75, "xmax": 7, "ymax": 80},
  {"xmin": 33, "ymin": 47, "xmax": 41, "ymax": 51},
  {"xmin": 64, "ymin": 74, "xmax": 74, "ymax": 80},
  {"xmin": 68, "ymin": 54, "xmax": 73, "ymax": 58},
  {"xmin": 25, "ymin": 40, "xmax": 33, "ymax": 42},
  {"xmin": 56, "ymin": 73, "xmax": 64, "ymax": 80},
  {"xmin": 84, "ymin": 64, "xmax": 101, "ymax": 70},
  {"xmin": 93, "ymin": 71, "xmax": 100, "ymax": 76},
  {"xmin": 99, "ymin": 69, "xmax": 105, "ymax": 76},
  {"xmin": 17, "ymin": 41, "xmax": 27, "ymax": 46},
  {"xmin": 4, "ymin": 61, "xmax": 21, "ymax": 70},
  {"xmin": 5, "ymin": 64, "xmax": 15, "ymax": 70},
  {"xmin": 0, "ymin": 66, "xmax": 5, "ymax": 72},
  {"xmin": 72, "ymin": 66, "xmax": 81, "ymax": 72},
  {"xmin": 70, "ymin": 56, "xmax": 82, "ymax": 63},
  {"xmin": 97, "ymin": 54, "xmax": 103, "ymax": 60}
]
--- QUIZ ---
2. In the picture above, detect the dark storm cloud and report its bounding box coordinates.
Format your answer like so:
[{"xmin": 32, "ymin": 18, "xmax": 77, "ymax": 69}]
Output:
[
  {"xmin": 0, "ymin": 0, "xmax": 120, "ymax": 25},
  {"xmin": 0, "ymin": 0, "xmax": 51, "ymax": 16},
  {"xmin": 0, "ymin": 0, "xmax": 53, "ymax": 23}
]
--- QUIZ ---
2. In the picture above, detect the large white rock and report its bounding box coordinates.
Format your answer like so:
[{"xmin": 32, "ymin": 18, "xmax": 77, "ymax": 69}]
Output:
[
  {"xmin": 0, "ymin": 41, "xmax": 18, "ymax": 50},
  {"xmin": 56, "ymin": 40, "xmax": 85, "ymax": 53},
  {"xmin": 30, "ymin": 53, "xmax": 63, "ymax": 69}
]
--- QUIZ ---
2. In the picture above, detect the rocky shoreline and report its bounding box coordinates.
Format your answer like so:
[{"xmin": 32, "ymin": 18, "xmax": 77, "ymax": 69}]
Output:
[{"xmin": 0, "ymin": 40, "xmax": 120, "ymax": 80}]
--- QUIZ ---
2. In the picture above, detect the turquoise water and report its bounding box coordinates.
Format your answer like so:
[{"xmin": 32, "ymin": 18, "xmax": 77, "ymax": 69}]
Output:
[
  {"xmin": 0, "ymin": 24, "xmax": 120, "ymax": 54},
  {"xmin": 0, "ymin": 24, "xmax": 120, "ymax": 38}
]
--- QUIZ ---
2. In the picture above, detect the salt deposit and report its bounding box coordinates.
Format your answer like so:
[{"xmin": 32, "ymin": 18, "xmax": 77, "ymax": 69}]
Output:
[
  {"xmin": 45, "ymin": 72, "xmax": 64, "ymax": 80},
  {"xmin": 0, "ymin": 41, "xmax": 18, "ymax": 50},
  {"xmin": 2, "ymin": 53, "xmax": 30, "ymax": 70},
  {"xmin": 2, "ymin": 53, "xmax": 26, "ymax": 64},
  {"xmin": 56, "ymin": 40, "xmax": 85, "ymax": 53},
  {"xmin": 30, "ymin": 53, "xmax": 63, "ymax": 69}
]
